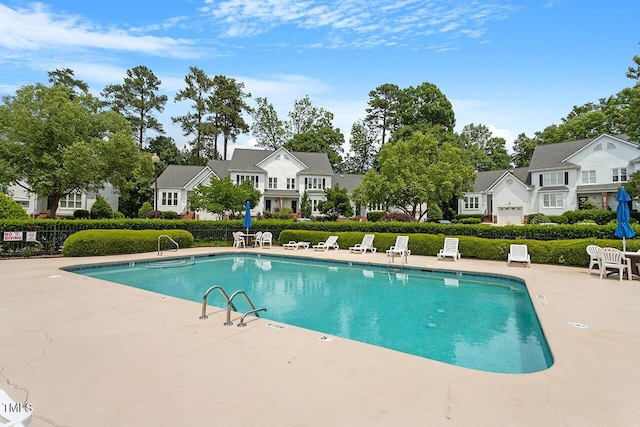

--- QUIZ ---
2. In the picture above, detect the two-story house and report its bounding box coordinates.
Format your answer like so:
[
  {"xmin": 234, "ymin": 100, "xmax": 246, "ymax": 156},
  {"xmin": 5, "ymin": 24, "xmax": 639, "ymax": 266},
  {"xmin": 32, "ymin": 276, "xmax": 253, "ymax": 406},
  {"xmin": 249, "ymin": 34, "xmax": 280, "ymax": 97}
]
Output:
[
  {"xmin": 155, "ymin": 147, "xmax": 362, "ymax": 219},
  {"xmin": 460, "ymin": 134, "xmax": 640, "ymax": 224}
]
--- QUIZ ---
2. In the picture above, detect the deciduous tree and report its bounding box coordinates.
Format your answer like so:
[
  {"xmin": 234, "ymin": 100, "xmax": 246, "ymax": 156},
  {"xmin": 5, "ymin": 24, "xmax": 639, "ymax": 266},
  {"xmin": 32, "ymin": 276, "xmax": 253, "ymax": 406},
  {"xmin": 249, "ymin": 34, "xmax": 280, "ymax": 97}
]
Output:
[
  {"xmin": 318, "ymin": 184, "xmax": 353, "ymax": 220},
  {"xmin": 189, "ymin": 177, "xmax": 261, "ymax": 218},
  {"xmin": 0, "ymin": 83, "xmax": 141, "ymax": 217},
  {"xmin": 250, "ymin": 97, "xmax": 286, "ymax": 149}
]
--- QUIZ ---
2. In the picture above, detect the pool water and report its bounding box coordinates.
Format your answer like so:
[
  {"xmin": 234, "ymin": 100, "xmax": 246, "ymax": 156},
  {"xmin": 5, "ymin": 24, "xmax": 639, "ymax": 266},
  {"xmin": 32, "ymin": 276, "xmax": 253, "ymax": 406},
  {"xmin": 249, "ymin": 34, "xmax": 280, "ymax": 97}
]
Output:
[{"xmin": 66, "ymin": 254, "xmax": 553, "ymax": 374}]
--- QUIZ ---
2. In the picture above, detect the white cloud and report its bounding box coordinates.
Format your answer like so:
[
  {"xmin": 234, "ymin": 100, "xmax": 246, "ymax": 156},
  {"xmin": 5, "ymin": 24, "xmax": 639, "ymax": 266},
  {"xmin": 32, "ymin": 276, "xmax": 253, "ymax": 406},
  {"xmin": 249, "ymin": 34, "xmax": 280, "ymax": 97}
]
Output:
[{"xmin": 0, "ymin": 4, "xmax": 200, "ymax": 59}]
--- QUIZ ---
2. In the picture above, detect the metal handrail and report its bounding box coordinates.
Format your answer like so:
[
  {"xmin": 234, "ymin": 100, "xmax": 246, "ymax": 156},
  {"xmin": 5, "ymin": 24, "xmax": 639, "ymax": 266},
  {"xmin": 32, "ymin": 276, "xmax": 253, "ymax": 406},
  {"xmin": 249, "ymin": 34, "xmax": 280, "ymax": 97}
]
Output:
[
  {"xmin": 200, "ymin": 286, "xmax": 237, "ymax": 320},
  {"xmin": 237, "ymin": 308, "xmax": 267, "ymax": 327},
  {"xmin": 224, "ymin": 290, "xmax": 260, "ymax": 326},
  {"xmin": 158, "ymin": 235, "xmax": 179, "ymax": 255}
]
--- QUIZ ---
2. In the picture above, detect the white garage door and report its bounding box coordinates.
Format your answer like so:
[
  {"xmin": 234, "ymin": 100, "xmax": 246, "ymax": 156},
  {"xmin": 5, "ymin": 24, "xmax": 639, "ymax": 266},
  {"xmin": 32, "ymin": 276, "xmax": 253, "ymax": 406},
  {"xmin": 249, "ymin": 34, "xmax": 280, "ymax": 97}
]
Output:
[{"xmin": 497, "ymin": 206, "xmax": 523, "ymax": 225}]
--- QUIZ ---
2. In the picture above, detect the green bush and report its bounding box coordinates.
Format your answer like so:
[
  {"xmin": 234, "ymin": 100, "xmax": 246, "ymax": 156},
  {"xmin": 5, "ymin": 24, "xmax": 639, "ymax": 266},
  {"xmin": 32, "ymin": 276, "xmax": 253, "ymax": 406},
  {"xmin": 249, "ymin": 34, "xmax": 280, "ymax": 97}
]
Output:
[
  {"xmin": 580, "ymin": 200, "xmax": 599, "ymax": 210},
  {"xmin": 62, "ymin": 229, "xmax": 194, "ymax": 256},
  {"xmin": 0, "ymin": 193, "xmax": 29, "ymax": 220},
  {"xmin": 562, "ymin": 209, "xmax": 616, "ymax": 225},
  {"xmin": 90, "ymin": 196, "xmax": 114, "ymax": 219},
  {"xmin": 163, "ymin": 210, "xmax": 178, "ymax": 219},
  {"xmin": 381, "ymin": 212, "xmax": 415, "ymax": 222},
  {"xmin": 147, "ymin": 209, "xmax": 164, "ymax": 219},
  {"xmin": 277, "ymin": 229, "xmax": 630, "ymax": 267},
  {"xmin": 73, "ymin": 209, "xmax": 90, "ymax": 219},
  {"xmin": 367, "ymin": 211, "xmax": 385, "ymax": 222},
  {"xmin": 138, "ymin": 202, "xmax": 152, "ymax": 218},
  {"xmin": 527, "ymin": 213, "xmax": 549, "ymax": 224},
  {"xmin": 460, "ymin": 218, "xmax": 481, "ymax": 224},
  {"xmin": 455, "ymin": 214, "xmax": 484, "ymax": 220},
  {"xmin": 427, "ymin": 204, "xmax": 443, "ymax": 220},
  {"xmin": 548, "ymin": 215, "xmax": 568, "ymax": 224}
]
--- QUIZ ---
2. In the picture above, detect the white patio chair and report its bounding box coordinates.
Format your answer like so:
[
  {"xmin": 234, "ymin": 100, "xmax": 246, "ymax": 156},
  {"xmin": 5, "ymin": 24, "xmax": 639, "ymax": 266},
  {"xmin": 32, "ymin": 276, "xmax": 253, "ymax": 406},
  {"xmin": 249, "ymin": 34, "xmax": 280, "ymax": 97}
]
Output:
[
  {"xmin": 0, "ymin": 388, "xmax": 32, "ymax": 427},
  {"xmin": 507, "ymin": 244, "xmax": 530, "ymax": 267},
  {"xmin": 253, "ymin": 231, "xmax": 263, "ymax": 247},
  {"xmin": 386, "ymin": 235, "xmax": 410, "ymax": 263},
  {"xmin": 349, "ymin": 234, "xmax": 377, "ymax": 254},
  {"xmin": 232, "ymin": 232, "xmax": 245, "ymax": 248},
  {"xmin": 437, "ymin": 237, "xmax": 461, "ymax": 261},
  {"xmin": 313, "ymin": 235, "xmax": 339, "ymax": 251},
  {"xmin": 586, "ymin": 244, "xmax": 601, "ymax": 275},
  {"xmin": 598, "ymin": 247, "xmax": 631, "ymax": 282},
  {"xmin": 260, "ymin": 232, "xmax": 273, "ymax": 249}
]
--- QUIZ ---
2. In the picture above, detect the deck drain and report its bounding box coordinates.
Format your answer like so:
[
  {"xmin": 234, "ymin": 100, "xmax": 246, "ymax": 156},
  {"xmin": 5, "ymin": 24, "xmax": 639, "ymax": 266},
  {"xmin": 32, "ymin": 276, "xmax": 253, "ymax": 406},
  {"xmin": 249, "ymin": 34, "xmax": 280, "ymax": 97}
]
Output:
[
  {"xmin": 536, "ymin": 294, "xmax": 546, "ymax": 299},
  {"xmin": 266, "ymin": 322, "xmax": 286, "ymax": 330},
  {"xmin": 538, "ymin": 301, "xmax": 549, "ymax": 306},
  {"xmin": 49, "ymin": 275, "xmax": 61, "ymax": 279},
  {"xmin": 568, "ymin": 322, "xmax": 589, "ymax": 329},
  {"xmin": 159, "ymin": 296, "xmax": 169, "ymax": 300},
  {"xmin": 319, "ymin": 335, "xmax": 333, "ymax": 341}
]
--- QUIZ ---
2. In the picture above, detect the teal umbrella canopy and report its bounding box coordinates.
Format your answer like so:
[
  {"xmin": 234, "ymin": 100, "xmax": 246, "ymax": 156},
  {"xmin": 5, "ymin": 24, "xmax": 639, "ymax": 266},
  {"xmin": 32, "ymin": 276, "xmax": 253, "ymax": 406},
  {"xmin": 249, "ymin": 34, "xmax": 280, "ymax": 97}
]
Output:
[{"xmin": 614, "ymin": 188, "xmax": 635, "ymax": 250}]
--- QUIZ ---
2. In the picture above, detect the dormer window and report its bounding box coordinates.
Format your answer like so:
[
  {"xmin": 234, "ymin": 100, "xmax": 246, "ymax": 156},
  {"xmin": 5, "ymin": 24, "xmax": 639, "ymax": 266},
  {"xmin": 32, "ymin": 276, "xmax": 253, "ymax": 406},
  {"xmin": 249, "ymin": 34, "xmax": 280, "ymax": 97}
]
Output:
[
  {"xmin": 607, "ymin": 142, "xmax": 616, "ymax": 150},
  {"xmin": 593, "ymin": 144, "xmax": 602, "ymax": 152}
]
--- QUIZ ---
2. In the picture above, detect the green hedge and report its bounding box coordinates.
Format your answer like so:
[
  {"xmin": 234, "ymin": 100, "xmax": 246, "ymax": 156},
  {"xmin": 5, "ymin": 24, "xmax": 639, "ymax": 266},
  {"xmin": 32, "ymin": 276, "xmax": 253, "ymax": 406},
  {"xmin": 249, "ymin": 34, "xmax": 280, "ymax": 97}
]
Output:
[
  {"xmin": 62, "ymin": 229, "xmax": 194, "ymax": 257},
  {"xmin": 278, "ymin": 229, "xmax": 634, "ymax": 267}
]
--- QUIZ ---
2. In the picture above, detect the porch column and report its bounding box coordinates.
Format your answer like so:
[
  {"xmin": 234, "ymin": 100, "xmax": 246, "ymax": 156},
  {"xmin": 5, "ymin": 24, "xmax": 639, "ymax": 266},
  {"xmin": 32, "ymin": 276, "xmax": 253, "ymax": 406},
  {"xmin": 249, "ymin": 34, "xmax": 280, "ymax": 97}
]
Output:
[{"xmin": 602, "ymin": 192, "xmax": 608, "ymax": 210}]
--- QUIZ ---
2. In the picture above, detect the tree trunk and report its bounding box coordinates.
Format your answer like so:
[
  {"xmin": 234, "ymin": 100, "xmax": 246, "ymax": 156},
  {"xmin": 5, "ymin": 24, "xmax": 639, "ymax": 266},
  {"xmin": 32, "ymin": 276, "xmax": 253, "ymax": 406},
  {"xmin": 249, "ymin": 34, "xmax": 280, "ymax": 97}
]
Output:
[
  {"xmin": 48, "ymin": 195, "xmax": 62, "ymax": 218},
  {"xmin": 223, "ymin": 134, "xmax": 229, "ymax": 160}
]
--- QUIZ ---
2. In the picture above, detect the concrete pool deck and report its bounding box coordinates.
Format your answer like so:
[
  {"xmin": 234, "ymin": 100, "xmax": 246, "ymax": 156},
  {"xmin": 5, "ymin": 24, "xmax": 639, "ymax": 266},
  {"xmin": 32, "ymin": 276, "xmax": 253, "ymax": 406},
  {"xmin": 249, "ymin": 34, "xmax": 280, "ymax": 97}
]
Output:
[{"xmin": 1, "ymin": 247, "xmax": 639, "ymax": 426}]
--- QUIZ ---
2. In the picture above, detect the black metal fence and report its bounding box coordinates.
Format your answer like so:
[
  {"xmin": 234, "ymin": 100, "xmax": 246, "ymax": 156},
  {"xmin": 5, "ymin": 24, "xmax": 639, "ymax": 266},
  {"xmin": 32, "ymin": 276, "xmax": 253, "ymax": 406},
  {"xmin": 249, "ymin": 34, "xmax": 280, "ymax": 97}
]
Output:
[{"xmin": 0, "ymin": 225, "xmax": 283, "ymax": 258}]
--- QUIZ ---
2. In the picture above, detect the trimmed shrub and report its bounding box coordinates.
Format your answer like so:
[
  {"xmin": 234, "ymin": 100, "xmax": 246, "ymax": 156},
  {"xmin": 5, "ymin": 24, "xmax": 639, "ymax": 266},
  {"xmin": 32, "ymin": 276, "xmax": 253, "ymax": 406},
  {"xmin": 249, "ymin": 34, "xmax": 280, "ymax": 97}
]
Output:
[
  {"xmin": 62, "ymin": 229, "xmax": 194, "ymax": 256},
  {"xmin": 427, "ymin": 204, "xmax": 442, "ymax": 220},
  {"xmin": 527, "ymin": 213, "xmax": 549, "ymax": 224},
  {"xmin": 147, "ymin": 209, "xmax": 164, "ymax": 219},
  {"xmin": 73, "ymin": 209, "xmax": 90, "ymax": 219},
  {"xmin": 163, "ymin": 210, "xmax": 179, "ymax": 219},
  {"xmin": 381, "ymin": 212, "xmax": 415, "ymax": 222},
  {"xmin": 367, "ymin": 211, "xmax": 385, "ymax": 222},
  {"xmin": 460, "ymin": 217, "xmax": 481, "ymax": 224},
  {"xmin": 455, "ymin": 214, "xmax": 484, "ymax": 220},
  {"xmin": 90, "ymin": 196, "xmax": 114, "ymax": 219},
  {"xmin": 0, "ymin": 193, "xmax": 29, "ymax": 220},
  {"xmin": 277, "ymin": 229, "xmax": 630, "ymax": 267}
]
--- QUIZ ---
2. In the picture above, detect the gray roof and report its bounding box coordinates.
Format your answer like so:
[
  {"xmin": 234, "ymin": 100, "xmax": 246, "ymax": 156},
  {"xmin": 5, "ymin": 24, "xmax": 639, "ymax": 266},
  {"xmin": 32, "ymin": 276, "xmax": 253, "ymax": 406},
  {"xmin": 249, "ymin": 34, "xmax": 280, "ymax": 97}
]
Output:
[
  {"xmin": 528, "ymin": 134, "xmax": 632, "ymax": 171},
  {"xmin": 156, "ymin": 165, "xmax": 208, "ymax": 188},
  {"xmin": 332, "ymin": 173, "xmax": 363, "ymax": 192},
  {"xmin": 472, "ymin": 167, "xmax": 530, "ymax": 192},
  {"xmin": 229, "ymin": 148, "xmax": 333, "ymax": 174},
  {"xmin": 207, "ymin": 159, "xmax": 230, "ymax": 178}
]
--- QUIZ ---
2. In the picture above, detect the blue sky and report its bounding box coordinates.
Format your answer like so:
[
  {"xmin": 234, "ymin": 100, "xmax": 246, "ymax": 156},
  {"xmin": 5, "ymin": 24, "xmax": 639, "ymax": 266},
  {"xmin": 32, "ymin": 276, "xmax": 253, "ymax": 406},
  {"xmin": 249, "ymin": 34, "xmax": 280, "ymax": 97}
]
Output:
[{"xmin": 1, "ymin": 1, "xmax": 639, "ymax": 158}]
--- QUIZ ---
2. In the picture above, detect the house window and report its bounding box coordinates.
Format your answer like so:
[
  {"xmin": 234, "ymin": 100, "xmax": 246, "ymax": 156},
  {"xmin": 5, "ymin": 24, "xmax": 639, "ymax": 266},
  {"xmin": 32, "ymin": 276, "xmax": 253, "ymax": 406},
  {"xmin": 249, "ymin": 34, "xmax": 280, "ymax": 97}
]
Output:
[
  {"xmin": 237, "ymin": 175, "xmax": 258, "ymax": 188},
  {"xmin": 162, "ymin": 192, "xmax": 178, "ymax": 206},
  {"xmin": 312, "ymin": 199, "xmax": 319, "ymax": 212},
  {"xmin": 607, "ymin": 142, "xmax": 616, "ymax": 150},
  {"xmin": 59, "ymin": 193, "xmax": 82, "ymax": 209},
  {"xmin": 312, "ymin": 178, "xmax": 318, "ymax": 189},
  {"xmin": 268, "ymin": 177, "xmax": 278, "ymax": 189},
  {"xmin": 542, "ymin": 193, "xmax": 564, "ymax": 209},
  {"xmin": 542, "ymin": 172, "xmax": 563, "ymax": 186},
  {"xmin": 612, "ymin": 168, "xmax": 627, "ymax": 182},
  {"xmin": 287, "ymin": 178, "xmax": 295, "ymax": 189},
  {"xmin": 464, "ymin": 196, "xmax": 479, "ymax": 209},
  {"xmin": 581, "ymin": 170, "xmax": 596, "ymax": 184}
]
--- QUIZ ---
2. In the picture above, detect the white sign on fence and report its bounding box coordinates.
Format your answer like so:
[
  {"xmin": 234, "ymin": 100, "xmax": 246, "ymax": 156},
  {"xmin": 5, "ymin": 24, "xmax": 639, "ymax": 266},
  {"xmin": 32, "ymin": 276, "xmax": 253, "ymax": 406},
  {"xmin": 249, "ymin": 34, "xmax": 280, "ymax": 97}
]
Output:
[
  {"xmin": 3, "ymin": 231, "xmax": 23, "ymax": 241},
  {"xmin": 26, "ymin": 231, "xmax": 38, "ymax": 242}
]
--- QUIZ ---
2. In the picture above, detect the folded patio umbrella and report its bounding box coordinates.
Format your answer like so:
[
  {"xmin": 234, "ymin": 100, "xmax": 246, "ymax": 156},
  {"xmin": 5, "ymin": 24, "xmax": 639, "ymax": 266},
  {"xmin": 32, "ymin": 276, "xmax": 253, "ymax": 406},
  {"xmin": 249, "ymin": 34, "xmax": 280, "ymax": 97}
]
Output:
[
  {"xmin": 243, "ymin": 201, "xmax": 252, "ymax": 234},
  {"xmin": 614, "ymin": 188, "xmax": 635, "ymax": 252}
]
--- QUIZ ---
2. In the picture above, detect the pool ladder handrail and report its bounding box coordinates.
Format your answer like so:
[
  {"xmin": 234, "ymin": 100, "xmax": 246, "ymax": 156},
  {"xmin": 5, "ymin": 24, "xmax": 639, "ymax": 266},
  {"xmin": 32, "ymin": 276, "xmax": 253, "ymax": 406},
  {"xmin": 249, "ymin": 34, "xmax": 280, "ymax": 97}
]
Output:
[
  {"xmin": 158, "ymin": 234, "xmax": 179, "ymax": 255},
  {"xmin": 200, "ymin": 286, "xmax": 237, "ymax": 320},
  {"xmin": 199, "ymin": 286, "xmax": 266, "ymax": 327},
  {"xmin": 224, "ymin": 290, "xmax": 266, "ymax": 327}
]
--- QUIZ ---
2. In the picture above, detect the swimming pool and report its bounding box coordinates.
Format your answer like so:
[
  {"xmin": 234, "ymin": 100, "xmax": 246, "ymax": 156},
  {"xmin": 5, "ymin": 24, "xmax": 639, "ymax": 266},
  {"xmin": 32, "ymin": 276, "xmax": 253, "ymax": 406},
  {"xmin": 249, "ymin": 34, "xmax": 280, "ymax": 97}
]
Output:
[{"xmin": 65, "ymin": 253, "xmax": 553, "ymax": 374}]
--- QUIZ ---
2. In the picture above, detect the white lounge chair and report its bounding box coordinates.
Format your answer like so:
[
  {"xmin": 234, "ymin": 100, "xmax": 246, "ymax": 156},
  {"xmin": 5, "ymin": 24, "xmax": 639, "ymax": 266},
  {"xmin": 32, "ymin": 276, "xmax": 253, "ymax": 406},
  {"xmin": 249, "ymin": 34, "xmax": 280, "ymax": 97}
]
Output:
[
  {"xmin": 437, "ymin": 237, "xmax": 461, "ymax": 261},
  {"xmin": 586, "ymin": 244, "xmax": 601, "ymax": 275},
  {"xmin": 260, "ymin": 232, "xmax": 273, "ymax": 249},
  {"xmin": 0, "ymin": 389, "xmax": 32, "ymax": 427},
  {"xmin": 349, "ymin": 234, "xmax": 377, "ymax": 254},
  {"xmin": 507, "ymin": 244, "xmax": 530, "ymax": 267},
  {"xmin": 598, "ymin": 247, "xmax": 631, "ymax": 281},
  {"xmin": 232, "ymin": 232, "xmax": 245, "ymax": 248},
  {"xmin": 313, "ymin": 235, "xmax": 339, "ymax": 251},
  {"xmin": 283, "ymin": 241, "xmax": 310, "ymax": 250},
  {"xmin": 386, "ymin": 235, "xmax": 410, "ymax": 263}
]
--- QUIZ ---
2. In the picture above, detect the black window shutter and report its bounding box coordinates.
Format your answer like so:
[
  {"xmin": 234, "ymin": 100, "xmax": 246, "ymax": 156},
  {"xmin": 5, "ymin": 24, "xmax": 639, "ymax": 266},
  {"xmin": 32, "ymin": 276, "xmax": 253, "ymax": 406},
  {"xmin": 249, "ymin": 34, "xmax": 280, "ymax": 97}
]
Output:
[
  {"xmin": 564, "ymin": 172, "xmax": 569, "ymax": 185},
  {"xmin": 539, "ymin": 175, "xmax": 543, "ymax": 187}
]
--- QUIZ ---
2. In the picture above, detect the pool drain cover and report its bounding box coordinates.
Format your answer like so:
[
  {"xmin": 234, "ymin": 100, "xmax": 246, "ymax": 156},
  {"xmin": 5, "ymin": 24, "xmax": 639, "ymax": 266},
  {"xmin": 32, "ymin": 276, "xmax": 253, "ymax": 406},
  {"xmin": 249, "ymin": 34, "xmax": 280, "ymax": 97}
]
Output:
[{"xmin": 567, "ymin": 322, "xmax": 589, "ymax": 329}]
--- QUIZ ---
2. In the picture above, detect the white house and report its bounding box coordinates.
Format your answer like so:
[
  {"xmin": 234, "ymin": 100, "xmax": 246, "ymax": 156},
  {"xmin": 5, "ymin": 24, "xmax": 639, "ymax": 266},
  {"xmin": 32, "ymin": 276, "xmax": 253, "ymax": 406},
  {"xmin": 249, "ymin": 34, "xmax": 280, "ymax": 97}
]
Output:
[
  {"xmin": 155, "ymin": 147, "xmax": 363, "ymax": 219},
  {"xmin": 7, "ymin": 182, "xmax": 119, "ymax": 218},
  {"xmin": 460, "ymin": 134, "xmax": 640, "ymax": 224}
]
